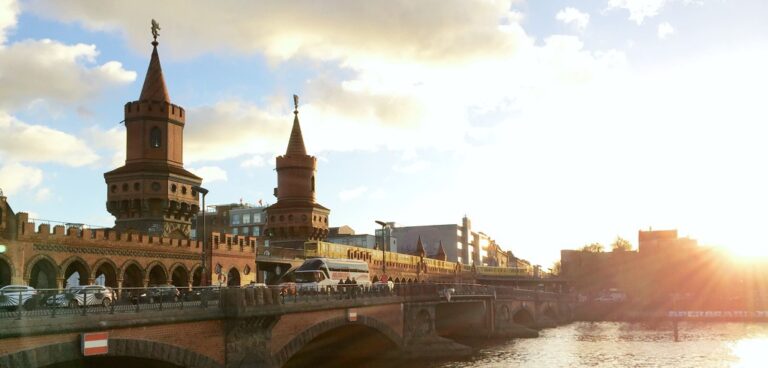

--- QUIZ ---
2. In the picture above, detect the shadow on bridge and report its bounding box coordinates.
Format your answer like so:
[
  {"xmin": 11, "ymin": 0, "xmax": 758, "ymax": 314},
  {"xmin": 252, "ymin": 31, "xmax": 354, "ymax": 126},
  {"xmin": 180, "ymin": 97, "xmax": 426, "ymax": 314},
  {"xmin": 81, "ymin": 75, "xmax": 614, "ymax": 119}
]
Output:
[{"xmin": 282, "ymin": 323, "xmax": 398, "ymax": 368}]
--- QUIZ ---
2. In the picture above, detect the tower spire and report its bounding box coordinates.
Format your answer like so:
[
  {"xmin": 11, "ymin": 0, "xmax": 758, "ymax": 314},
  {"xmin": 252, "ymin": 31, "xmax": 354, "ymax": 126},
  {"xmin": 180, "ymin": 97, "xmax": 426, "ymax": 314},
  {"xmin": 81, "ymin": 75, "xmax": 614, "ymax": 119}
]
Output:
[
  {"xmin": 139, "ymin": 19, "xmax": 170, "ymax": 103},
  {"xmin": 285, "ymin": 94, "xmax": 307, "ymax": 156},
  {"xmin": 416, "ymin": 236, "xmax": 426, "ymax": 257}
]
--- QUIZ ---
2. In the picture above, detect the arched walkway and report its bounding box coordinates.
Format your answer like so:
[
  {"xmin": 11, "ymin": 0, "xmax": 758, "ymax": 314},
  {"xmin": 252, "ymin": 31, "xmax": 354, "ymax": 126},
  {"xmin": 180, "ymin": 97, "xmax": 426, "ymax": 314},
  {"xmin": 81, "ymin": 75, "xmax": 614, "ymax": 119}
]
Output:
[
  {"xmin": 277, "ymin": 316, "xmax": 402, "ymax": 368},
  {"xmin": 0, "ymin": 256, "xmax": 12, "ymax": 287},
  {"xmin": 0, "ymin": 339, "xmax": 221, "ymax": 368},
  {"xmin": 227, "ymin": 267, "xmax": 240, "ymax": 287},
  {"xmin": 170, "ymin": 264, "xmax": 189, "ymax": 288},
  {"xmin": 27, "ymin": 256, "xmax": 58, "ymax": 289},
  {"xmin": 122, "ymin": 262, "xmax": 144, "ymax": 288},
  {"xmin": 93, "ymin": 259, "xmax": 119, "ymax": 288},
  {"xmin": 61, "ymin": 256, "xmax": 90, "ymax": 287},
  {"xmin": 191, "ymin": 265, "xmax": 202, "ymax": 287},
  {"xmin": 147, "ymin": 263, "xmax": 168, "ymax": 286}
]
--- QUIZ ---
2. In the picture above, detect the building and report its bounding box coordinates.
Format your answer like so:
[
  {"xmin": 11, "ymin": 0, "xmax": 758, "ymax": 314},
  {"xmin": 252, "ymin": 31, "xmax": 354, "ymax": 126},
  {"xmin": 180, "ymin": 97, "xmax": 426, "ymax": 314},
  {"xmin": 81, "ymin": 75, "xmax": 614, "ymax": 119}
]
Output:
[
  {"xmin": 327, "ymin": 225, "xmax": 398, "ymax": 252},
  {"xmin": 0, "ymin": 34, "xmax": 255, "ymax": 290},
  {"xmin": 103, "ymin": 37, "xmax": 201, "ymax": 239},
  {"xmin": 390, "ymin": 215, "xmax": 505, "ymax": 265},
  {"xmin": 263, "ymin": 96, "xmax": 330, "ymax": 249},
  {"xmin": 191, "ymin": 203, "xmax": 267, "ymax": 239}
]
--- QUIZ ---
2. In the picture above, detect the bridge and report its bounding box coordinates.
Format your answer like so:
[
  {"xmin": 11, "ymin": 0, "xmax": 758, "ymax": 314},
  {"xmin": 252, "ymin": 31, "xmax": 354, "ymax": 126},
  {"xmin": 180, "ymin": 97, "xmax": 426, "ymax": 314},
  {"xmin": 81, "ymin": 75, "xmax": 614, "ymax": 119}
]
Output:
[{"xmin": 0, "ymin": 284, "xmax": 573, "ymax": 368}]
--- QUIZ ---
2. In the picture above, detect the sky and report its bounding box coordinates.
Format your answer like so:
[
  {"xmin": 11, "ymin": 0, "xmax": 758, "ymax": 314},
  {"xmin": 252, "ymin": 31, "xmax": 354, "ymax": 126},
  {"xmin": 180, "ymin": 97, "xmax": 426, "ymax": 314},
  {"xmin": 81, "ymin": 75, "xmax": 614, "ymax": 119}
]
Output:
[{"xmin": 1, "ymin": 0, "xmax": 767, "ymax": 267}]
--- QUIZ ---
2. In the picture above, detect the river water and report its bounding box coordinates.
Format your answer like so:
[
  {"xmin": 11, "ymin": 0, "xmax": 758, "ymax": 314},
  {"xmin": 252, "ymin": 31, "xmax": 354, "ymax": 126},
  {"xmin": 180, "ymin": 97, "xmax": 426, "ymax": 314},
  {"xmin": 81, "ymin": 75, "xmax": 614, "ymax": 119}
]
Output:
[{"xmin": 420, "ymin": 322, "xmax": 768, "ymax": 368}]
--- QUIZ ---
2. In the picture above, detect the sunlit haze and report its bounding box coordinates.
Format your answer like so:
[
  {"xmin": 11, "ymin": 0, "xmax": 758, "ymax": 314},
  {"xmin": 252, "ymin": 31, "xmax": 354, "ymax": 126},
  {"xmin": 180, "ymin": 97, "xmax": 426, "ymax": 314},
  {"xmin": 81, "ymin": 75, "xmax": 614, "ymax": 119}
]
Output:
[{"xmin": 1, "ymin": 0, "xmax": 767, "ymax": 267}]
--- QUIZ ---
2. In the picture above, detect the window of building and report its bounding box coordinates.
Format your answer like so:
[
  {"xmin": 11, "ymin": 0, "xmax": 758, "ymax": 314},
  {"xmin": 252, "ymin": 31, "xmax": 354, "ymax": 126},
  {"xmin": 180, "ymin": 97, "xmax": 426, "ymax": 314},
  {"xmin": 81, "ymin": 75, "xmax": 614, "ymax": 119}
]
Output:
[
  {"xmin": 150, "ymin": 127, "xmax": 161, "ymax": 148},
  {"xmin": 311, "ymin": 176, "xmax": 315, "ymax": 192},
  {"xmin": 457, "ymin": 242, "xmax": 463, "ymax": 249},
  {"xmin": 242, "ymin": 226, "xmax": 249, "ymax": 235},
  {"xmin": 233, "ymin": 228, "xmax": 239, "ymax": 235},
  {"xmin": 231, "ymin": 215, "xmax": 241, "ymax": 225},
  {"xmin": 253, "ymin": 213, "xmax": 261, "ymax": 223},
  {"xmin": 243, "ymin": 213, "xmax": 251, "ymax": 224},
  {"xmin": 252, "ymin": 227, "xmax": 260, "ymax": 236}
]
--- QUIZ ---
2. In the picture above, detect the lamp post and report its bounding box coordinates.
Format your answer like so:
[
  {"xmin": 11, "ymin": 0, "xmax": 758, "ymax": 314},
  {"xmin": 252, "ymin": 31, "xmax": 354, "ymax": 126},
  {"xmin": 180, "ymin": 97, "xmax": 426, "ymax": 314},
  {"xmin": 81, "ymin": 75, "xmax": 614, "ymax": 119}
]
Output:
[
  {"xmin": 193, "ymin": 186, "xmax": 209, "ymax": 286},
  {"xmin": 375, "ymin": 220, "xmax": 388, "ymax": 277}
]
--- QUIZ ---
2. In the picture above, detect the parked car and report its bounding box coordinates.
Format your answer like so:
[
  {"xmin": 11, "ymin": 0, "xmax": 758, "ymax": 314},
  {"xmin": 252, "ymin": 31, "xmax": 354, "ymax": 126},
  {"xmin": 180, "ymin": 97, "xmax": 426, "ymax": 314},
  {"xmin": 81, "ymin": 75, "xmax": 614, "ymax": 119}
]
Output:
[
  {"xmin": 183, "ymin": 286, "xmax": 221, "ymax": 301},
  {"xmin": 138, "ymin": 284, "xmax": 180, "ymax": 303},
  {"xmin": 0, "ymin": 285, "xmax": 38, "ymax": 310},
  {"xmin": 46, "ymin": 285, "xmax": 115, "ymax": 308}
]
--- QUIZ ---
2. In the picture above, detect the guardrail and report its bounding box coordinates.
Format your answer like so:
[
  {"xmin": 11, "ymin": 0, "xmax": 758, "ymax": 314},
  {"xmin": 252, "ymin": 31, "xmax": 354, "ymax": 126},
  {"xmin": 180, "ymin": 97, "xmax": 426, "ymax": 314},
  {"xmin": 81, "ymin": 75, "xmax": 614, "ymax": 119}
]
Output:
[{"xmin": 0, "ymin": 283, "xmax": 570, "ymax": 320}]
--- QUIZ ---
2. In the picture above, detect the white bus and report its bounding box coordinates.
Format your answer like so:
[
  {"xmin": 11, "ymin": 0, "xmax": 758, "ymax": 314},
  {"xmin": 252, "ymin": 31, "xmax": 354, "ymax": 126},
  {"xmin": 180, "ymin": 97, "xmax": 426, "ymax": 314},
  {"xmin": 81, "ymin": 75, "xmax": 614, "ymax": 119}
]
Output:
[{"xmin": 291, "ymin": 258, "xmax": 371, "ymax": 292}]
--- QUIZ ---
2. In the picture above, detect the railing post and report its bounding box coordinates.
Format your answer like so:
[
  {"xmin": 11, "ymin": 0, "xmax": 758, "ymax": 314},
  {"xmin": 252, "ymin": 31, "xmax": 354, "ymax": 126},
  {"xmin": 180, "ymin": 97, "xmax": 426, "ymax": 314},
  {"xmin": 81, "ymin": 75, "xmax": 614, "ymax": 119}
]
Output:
[{"xmin": 16, "ymin": 290, "xmax": 23, "ymax": 320}]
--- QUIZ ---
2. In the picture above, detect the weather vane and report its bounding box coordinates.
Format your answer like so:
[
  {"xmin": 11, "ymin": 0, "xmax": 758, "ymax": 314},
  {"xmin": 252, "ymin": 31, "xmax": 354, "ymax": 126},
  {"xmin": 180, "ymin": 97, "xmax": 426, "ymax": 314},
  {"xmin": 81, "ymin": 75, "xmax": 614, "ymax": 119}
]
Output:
[
  {"xmin": 151, "ymin": 19, "xmax": 161, "ymax": 42},
  {"xmin": 293, "ymin": 94, "xmax": 299, "ymax": 114}
]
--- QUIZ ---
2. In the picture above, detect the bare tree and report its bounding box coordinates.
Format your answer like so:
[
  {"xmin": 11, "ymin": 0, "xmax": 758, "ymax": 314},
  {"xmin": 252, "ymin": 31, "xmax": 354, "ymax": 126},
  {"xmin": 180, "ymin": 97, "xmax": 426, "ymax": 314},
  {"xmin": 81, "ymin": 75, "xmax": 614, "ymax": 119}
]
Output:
[{"xmin": 611, "ymin": 236, "xmax": 633, "ymax": 252}]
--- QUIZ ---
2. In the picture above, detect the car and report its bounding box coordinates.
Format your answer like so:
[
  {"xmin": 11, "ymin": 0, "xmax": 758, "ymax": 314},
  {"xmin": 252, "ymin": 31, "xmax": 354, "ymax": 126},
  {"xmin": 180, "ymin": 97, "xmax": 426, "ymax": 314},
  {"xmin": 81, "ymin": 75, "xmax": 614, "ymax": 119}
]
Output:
[
  {"xmin": 0, "ymin": 285, "xmax": 38, "ymax": 310},
  {"xmin": 183, "ymin": 286, "xmax": 221, "ymax": 301},
  {"xmin": 46, "ymin": 285, "xmax": 115, "ymax": 308},
  {"xmin": 138, "ymin": 284, "xmax": 181, "ymax": 303}
]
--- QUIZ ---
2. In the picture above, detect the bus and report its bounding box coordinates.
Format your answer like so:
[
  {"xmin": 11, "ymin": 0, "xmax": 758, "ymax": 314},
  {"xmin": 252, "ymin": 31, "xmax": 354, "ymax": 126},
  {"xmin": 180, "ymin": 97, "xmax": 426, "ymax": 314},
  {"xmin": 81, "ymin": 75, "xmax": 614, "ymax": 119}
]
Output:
[{"xmin": 290, "ymin": 258, "xmax": 371, "ymax": 292}]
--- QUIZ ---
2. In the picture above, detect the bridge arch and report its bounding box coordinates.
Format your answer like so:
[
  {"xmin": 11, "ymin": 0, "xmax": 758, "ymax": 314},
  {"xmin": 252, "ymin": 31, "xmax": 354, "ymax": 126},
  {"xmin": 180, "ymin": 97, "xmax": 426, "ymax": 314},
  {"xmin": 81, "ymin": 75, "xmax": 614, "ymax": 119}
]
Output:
[
  {"xmin": 169, "ymin": 263, "xmax": 190, "ymax": 288},
  {"xmin": 538, "ymin": 302, "xmax": 559, "ymax": 321},
  {"xmin": 511, "ymin": 305, "xmax": 536, "ymax": 326},
  {"xmin": 227, "ymin": 266, "xmax": 241, "ymax": 287},
  {"xmin": 275, "ymin": 315, "xmax": 402, "ymax": 368},
  {"xmin": 25, "ymin": 254, "xmax": 58, "ymax": 289},
  {"xmin": 190, "ymin": 264, "xmax": 203, "ymax": 286},
  {"xmin": 0, "ymin": 254, "xmax": 14, "ymax": 287},
  {"xmin": 0, "ymin": 338, "xmax": 221, "ymax": 368},
  {"xmin": 91, "ymin": 258, "xmax": 119, "ymax": 288}
]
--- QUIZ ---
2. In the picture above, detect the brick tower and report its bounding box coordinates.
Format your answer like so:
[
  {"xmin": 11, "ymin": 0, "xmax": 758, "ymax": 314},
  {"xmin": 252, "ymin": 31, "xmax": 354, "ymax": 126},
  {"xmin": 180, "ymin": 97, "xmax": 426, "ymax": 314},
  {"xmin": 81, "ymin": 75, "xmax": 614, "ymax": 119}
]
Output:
[
  {"xmin": 264, "ymin": 95, "xmax": 330, "ymax": 248},
  {"xmin": 104, "ymin": 35, "xmax": 202, "ymax": 238}
]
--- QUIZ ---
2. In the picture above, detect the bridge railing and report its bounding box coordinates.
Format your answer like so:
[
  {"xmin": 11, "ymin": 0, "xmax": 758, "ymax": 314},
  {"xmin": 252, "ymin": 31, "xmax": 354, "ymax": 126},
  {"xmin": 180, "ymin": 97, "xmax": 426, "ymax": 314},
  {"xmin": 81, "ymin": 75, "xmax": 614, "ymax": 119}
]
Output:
[{"xmin": 1, "ymin": 283, "xmax": 569, "ymax": 320}]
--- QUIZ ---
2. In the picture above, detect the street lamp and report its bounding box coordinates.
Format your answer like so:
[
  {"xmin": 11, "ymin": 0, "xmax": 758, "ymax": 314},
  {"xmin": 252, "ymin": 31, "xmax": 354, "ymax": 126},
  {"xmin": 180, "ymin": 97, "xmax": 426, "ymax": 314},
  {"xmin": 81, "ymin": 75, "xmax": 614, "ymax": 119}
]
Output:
[
  {"xmin": 192, "ymin": 185, "xmax": 209, "ymax": 286},
  {"xmin": 375, "ymin": 220, "xmax": 388, "ymax": 277}
]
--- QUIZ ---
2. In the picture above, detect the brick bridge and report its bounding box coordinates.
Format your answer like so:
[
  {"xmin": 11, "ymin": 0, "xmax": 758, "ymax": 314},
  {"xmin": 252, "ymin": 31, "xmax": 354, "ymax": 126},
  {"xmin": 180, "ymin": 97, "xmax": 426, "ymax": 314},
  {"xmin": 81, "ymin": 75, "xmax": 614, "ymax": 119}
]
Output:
[{"xmin": 0, "ymin": 284, "xmax": 573, "ymax": 368}]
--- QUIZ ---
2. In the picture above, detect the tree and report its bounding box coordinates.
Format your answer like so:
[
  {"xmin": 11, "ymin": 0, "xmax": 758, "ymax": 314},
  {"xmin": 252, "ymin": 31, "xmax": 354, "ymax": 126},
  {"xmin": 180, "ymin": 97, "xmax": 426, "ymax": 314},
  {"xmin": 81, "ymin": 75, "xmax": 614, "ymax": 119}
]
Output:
[
  {"xmin": 581, "ymin": 242, "xmax": 604, "ymax": 252},
  {"xmin": 611, "ymin": 236, "xmax": 633, "ymax": 252},
  {"xmin": 551, "ymin": 260, "xmax": 562, "ymax": 276}
]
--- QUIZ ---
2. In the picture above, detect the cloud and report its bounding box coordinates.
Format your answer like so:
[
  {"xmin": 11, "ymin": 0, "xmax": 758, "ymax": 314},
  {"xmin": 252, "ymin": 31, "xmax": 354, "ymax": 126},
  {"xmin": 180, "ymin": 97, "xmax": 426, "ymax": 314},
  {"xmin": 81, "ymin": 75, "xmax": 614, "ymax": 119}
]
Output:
[
  {"xmin": 0, "ymin": 39, "xmax": 136, "ymax": 110},
  {"xmin": 0, "ymin": 112, "xmax": 99, "ymax": 166},
  {"xmin": 657, "ymin": 22, "xmax": 675, "ymax": 39},
  {"xmin": 27, "ymin": 0, "xmax": 522, "ymax": 65},
  {"xmin": 607, "ymin": 0, "xmax": 669, "ymax": 24},
  {"xmin": 0, "ymin": 162, "xmax": 42, "ymax": 195},
  {"xmin": 189, "ymin": 166, "xmax": 228, "ymax": 183},
  {"xmin": 393, "ymin": 160, "xmax": 429, "ymax": 173},
  {"xmin": 556, "ymin": 7, "xmax": 590, "ymax": 31},
  {"xmin": 240, "ymin": 155, "xmax": 266, "ymax": 168},
  {"xmin": 0, "ymin": 0, "xmax": 19, "ymax": 45},
  {"xmin": 338, "ymin": 186, "xmax": 368, "ymax": 202},
  {"xmin": 34, "ymin": 187, "xmax": 51, "ymax": 201}
]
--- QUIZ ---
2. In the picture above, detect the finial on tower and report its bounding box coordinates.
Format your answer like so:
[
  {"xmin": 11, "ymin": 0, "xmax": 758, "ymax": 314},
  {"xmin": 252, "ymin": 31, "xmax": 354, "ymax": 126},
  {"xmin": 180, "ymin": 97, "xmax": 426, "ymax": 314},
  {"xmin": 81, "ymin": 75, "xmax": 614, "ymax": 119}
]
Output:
[
  {"xmin": 293, "ymin": 94, "xmax": 299, "ymax": 115},
  {"xmin": 151, "ymin": 19, "xmax": 161, "ymax": 46}
]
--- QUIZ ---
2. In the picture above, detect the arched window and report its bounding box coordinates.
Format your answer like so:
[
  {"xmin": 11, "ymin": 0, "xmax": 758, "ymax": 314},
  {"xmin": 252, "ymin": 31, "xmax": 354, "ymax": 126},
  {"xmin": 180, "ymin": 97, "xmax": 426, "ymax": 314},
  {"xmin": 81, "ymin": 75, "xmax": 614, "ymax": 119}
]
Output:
[
  {"xmin": 311, "ymin": 176, "xmax": 315, "ymax": 192},
  {"xmin": 150, "ymin": 127, "xmax": 161, "ymax": 148}
]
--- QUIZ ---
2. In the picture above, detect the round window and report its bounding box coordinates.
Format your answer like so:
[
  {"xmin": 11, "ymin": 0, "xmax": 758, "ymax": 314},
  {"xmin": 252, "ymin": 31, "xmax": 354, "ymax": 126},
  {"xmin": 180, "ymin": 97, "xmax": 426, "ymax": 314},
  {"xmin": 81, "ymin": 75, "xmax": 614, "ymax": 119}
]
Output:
[
  {"xmin": 134, "ymin": 182, "xmax": 140, "ymax": 191},
  {"xmin": 122, "ymin": 183, "xmax": 129, "ymax": 192},
  {"xmin": 171, "ymin": 184, "xmax": 177, "ymax": 193},
  {"xmin": 110, "ymin": 185, "xmax": 117, "ymax": 193},
  {"xmin": 181, "ymin": 186, "xmax": 187, "ymax": 195},
  {"xmin": 151, "ymin": 182, "xmax": 161, "ymax": 191}
]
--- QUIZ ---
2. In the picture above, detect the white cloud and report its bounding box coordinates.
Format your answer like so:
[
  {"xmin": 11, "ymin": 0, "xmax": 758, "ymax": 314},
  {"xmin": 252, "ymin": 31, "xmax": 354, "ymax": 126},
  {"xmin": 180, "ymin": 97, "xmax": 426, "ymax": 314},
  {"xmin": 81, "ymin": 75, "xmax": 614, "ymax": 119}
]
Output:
[
  {"xmin": 190, "ymin": 166, "xmax": 228, "ymax": 183},
  {"xmin": 0, "ymin": 39, "xmax": 136, "ymax": 110},
  {"xmin": 338, "ymin": 186, "xmax": 368, "ymax": 202},
  {"xmin": 0, "ymin": 112, "xmax": 99, "ymax": 166},
  {"xmin": 34, "ymin": 187, "xmax": 51, "ymax": 201},
  {"xmin": 393, "ymin": 160, "xmax": 429, "ymax": 173},
  {"xmin": 0, "ymin": 0, "xmax": 19, "ymax": 45},
  {"xmin": 240, "ymin": 155, "xmax": 266, "ymax": 168},
  {"xmin": 556, "ymin": 7, "xmax": 590, "ymax": 31},
  {"xmin": 657, "ymin": 22, "xmax": 675, "ymax": 39},
  {"xmin": 607, "ymin": 0, "xmax": 669, "ymax": 24},
  {"xmin": 0, "ymin": 162, "xmax": 42, "ymax": 195},
  {"xmin": 85, "ymin": 125, "xmax": 125, "ymax": 167}
]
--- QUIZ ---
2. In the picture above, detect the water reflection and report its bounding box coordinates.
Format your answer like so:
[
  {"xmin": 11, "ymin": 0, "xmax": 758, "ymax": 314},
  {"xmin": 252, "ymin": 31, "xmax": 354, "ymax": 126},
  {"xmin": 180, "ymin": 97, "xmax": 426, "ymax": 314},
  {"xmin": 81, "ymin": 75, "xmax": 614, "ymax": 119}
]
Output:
[{"xmin": 414, "ymin": 322, "xmax": 768, "ymax": 368}]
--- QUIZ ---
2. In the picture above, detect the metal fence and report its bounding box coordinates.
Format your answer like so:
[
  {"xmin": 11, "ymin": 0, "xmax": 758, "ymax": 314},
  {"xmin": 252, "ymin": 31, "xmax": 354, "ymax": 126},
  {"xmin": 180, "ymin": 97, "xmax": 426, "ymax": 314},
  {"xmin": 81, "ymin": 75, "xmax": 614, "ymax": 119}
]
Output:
[{"xmin": 0, "ymin": 283, "xmax": 566, "ymax": 320}]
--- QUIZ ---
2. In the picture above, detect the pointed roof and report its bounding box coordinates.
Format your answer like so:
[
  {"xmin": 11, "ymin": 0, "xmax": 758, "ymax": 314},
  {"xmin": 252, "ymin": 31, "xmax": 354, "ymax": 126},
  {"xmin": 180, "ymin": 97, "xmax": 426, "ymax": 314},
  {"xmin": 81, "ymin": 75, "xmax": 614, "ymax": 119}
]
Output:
[
  {"xmin": 435, "ymin": 240, "xmax": 447, "ymax": 261},
  {"xmin": 139, "ymin": 41, "xmax": 170, "ymax": 103},
  {"xmin": 415, "ymin": 236, "xmax": 426, "ymax": 257},
  {"xmin": 286, "ymin": 103, "xmax": 307, "ymax": 156}
]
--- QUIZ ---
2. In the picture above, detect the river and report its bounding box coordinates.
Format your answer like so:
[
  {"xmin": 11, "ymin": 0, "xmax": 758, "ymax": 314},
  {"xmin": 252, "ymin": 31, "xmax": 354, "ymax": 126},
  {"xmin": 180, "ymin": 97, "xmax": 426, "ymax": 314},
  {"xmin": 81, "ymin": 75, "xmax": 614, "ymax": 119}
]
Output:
[{"xmin": 419, "ymin": 322, "xmax": 768, "ymax": 368}]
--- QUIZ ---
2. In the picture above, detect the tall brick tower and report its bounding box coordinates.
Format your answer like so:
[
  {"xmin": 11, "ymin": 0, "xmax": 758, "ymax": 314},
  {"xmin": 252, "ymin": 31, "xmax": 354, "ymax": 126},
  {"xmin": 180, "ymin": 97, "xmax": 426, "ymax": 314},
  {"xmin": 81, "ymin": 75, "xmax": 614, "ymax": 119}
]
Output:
[
  {"xmin": 264, "ymin": 95, "xmax": 330, "ymax": 248},
  {"xmin": 104, "ymin": 32, "xmax": 202, "ymax": 238}
]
